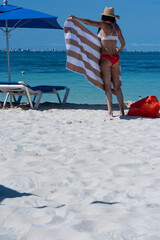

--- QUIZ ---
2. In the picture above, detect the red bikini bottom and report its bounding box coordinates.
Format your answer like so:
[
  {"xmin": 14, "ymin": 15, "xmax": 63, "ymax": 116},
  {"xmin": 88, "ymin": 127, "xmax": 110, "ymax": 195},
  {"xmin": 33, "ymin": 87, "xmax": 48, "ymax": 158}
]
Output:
[{"xmin": 100, "ymin": 54, "xmax": 120, "ymax": 65}]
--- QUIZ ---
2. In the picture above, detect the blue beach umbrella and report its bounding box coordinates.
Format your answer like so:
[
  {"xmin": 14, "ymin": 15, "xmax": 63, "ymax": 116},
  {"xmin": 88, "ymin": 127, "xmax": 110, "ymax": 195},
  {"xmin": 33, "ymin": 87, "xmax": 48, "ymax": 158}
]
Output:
[{"xmin": 0, "ymin": 0, "xmax": 63, "ymax": 81}]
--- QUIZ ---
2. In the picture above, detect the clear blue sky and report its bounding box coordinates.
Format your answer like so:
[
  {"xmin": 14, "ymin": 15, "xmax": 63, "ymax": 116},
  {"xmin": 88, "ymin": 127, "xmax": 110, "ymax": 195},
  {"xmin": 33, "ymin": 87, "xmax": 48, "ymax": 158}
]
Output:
[{"xmin": 0, "ymin": 0, "xmax": 160, "ymax": 51}]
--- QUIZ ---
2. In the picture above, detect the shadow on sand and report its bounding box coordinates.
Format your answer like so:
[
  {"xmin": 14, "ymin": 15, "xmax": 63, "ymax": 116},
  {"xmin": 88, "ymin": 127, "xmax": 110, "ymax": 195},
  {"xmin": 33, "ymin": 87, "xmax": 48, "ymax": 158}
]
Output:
[
  {"xmin": 120, "ymin": 112, "xmax": 160, "ymax": 120},
  {"xmin": 90, "ymin": 201, "xmax": 119, "ymax": 205},
  {"xmin": 0, "ymin": 185, "xmax": 33, "ymax": 203},
  {"xmin": 0, "ymin": 101, "xmax": 131, "ymax": 111},
  {"xmin": 2, "ymin": 101, "xmax": 159, "ymax": 119}
]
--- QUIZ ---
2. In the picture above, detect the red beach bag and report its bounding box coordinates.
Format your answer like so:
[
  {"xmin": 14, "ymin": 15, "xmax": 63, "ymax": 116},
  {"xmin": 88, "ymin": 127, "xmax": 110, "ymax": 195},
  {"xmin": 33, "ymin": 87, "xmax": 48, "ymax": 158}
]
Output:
[{"xmin": 128, "ymin": 96, "xmax": 160, "ymax": 118}]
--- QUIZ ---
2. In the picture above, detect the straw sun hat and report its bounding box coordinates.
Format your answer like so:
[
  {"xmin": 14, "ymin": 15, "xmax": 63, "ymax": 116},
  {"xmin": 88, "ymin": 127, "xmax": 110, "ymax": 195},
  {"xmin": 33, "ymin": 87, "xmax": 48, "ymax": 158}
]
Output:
[{"xmin": 101, "ymin": 7, "xmax": 120, "ymax": 19}]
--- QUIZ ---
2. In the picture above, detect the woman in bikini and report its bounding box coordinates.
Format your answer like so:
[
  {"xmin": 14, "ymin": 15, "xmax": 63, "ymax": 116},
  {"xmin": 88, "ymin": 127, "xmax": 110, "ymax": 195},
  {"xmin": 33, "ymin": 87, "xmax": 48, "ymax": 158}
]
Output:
[{"xmin": 69, "ymin": 7, "xmax": 125, "ymax": 116}]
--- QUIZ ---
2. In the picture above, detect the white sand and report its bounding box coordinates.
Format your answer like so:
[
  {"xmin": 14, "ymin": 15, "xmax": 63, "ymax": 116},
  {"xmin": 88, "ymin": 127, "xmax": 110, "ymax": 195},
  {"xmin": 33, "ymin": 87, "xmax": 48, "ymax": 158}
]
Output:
[{"xmin": 0, "ymin": 103, "xmax": 160, "ymax": 240}]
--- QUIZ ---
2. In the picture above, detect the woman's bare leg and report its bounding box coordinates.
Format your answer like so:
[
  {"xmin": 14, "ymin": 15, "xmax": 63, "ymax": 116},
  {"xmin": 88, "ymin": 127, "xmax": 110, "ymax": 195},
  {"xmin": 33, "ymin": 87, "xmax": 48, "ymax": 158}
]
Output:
[
  {"xmin": 111, "ymin": 61, "xmax": 124, "ymax": 116},
  {"xmin": 100, "ymin": 59, "xmax": 113, "ymax": 116}
]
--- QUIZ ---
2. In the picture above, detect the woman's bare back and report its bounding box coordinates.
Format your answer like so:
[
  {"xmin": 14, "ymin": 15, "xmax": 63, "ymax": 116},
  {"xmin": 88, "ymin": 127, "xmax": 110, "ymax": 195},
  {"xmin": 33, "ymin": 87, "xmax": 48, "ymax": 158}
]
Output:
[{"xmin": 98, "ymin": 22, "xmax": 119, "ymax": 54}]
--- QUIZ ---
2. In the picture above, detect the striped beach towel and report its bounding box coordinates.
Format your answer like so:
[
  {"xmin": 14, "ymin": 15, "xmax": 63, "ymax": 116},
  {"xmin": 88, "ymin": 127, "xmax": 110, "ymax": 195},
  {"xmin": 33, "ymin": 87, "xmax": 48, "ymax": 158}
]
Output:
[{"xmin": 64, "ymin": 19, "xmax": 104, "ymax": 91}]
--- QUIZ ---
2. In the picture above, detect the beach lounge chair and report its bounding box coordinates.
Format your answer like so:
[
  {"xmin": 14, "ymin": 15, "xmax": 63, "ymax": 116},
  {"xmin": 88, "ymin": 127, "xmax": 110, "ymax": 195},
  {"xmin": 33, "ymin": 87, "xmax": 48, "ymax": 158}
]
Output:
[{"xmin": 0, "ymin": 81, "xmax": 70, "ymax": 109}]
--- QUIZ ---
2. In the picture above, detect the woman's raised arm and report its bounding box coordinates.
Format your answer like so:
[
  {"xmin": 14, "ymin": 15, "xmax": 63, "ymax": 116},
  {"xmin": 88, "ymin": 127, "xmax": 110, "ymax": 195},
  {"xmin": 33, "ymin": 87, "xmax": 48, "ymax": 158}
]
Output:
[{"xmin": 68, "ymin": 15, "xmax": 105, "ymax": 28}]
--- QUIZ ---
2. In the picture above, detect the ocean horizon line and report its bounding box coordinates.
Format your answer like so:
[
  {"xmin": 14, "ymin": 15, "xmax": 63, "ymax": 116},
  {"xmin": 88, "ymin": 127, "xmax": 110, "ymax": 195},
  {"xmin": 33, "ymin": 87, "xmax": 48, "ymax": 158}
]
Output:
[{"xmin": 0, "ymin": 49, "xmax": 160, "ymax": 53}]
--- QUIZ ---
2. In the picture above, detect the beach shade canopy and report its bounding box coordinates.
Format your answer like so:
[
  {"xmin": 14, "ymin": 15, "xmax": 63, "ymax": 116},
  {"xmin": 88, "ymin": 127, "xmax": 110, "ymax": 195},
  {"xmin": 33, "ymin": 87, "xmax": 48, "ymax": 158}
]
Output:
[{"xmin": 0, "ymin": 0, "xmax": 63, "ymax": 81}]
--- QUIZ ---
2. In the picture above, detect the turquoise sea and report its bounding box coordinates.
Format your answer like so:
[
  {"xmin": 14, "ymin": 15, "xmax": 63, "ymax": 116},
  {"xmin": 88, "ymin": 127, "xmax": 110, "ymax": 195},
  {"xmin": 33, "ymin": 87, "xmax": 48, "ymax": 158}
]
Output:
[{"xmin": 0, "ymin": 51, "xmax": 160, "ymax": 104}]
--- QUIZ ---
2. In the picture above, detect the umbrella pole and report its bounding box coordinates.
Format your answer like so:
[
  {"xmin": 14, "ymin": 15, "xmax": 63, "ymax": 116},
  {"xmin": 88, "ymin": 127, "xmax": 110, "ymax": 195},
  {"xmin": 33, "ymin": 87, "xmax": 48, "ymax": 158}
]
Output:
[
  {"xmin": 5, "ymin": 20, "xmax": 11, "ymax": 81},
  {"xmin": 5, "ymin": 20, "xmax": 13, "ymax": 105}
]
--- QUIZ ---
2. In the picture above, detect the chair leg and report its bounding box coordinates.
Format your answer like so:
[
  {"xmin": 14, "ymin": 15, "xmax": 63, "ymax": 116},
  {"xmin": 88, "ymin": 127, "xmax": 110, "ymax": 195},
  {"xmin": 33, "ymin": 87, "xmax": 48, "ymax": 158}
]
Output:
[
  {"xmin": 53, "ymin": 90, "xmax": 61, "ymax": 104},
  {"xmin": 9, "ymin": 95, "xmax": 12, "ymax": 105},
  {"xmin": 17, "ymin": 96, "xmax": 22, "ymax": 104},
  {"xmin": 25, "ymin": 88, "xmax": 33, "ymax": 109},
  {"xmin": 3, "ymin": 92, "xmax": 10, "ymax": 107},
  {"xmin": 12, "ymin": 95, "xmax": 17, "ymax": 103},
  {"xmin": 62, "ymin": 87, "xmax": 70, "ymax": 103},
  {"xmin": 34, "ymin": 91, "xmax": 42, "ymax": 109},
  {"xmin": 33, "ymin": 95, "xmax": 36, "ymax": 104}
]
